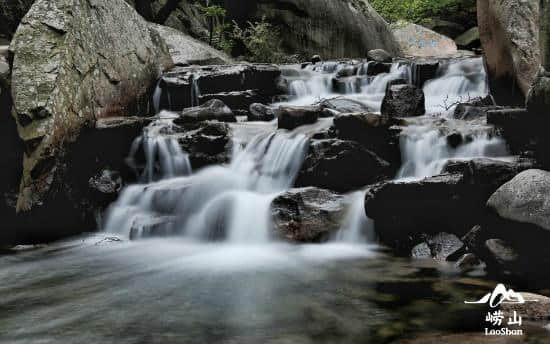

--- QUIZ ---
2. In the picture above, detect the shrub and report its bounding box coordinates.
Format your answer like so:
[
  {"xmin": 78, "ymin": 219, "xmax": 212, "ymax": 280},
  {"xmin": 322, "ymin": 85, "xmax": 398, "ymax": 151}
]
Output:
[{"xmin": 231, "ymin": 17, "xmax": 286, "ymax": 63}]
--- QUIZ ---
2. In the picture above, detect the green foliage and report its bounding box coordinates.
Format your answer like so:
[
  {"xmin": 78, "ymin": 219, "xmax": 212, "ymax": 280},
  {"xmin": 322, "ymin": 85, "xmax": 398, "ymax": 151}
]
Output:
[
  {"xmin": 200, "ymin": 4, "xmax": 226, "ymax": 19},
  {"xmin": 370, "ymin": 0, "xmax": 476, "ymax": 27},
  {"xmin": 231, "ymin": 17, "xmax": 286, "ymax": 63}
]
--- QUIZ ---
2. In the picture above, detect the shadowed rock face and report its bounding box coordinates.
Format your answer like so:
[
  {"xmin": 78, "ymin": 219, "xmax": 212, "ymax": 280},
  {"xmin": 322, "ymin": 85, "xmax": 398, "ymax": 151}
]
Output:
[
  {"xmin": 477, "ymin": 0, "xmax": 540, "ymax": 106},
  {"xmin": 224, "ymin": 0, "xmax": 401, "ymax": 59},
  {"xmin": 9, "ymin": 0, "xmax": 173, "ymax": 225},
  {"xmin": 0, "ymin": 0, "xmax": 35, "ymax": 41}
]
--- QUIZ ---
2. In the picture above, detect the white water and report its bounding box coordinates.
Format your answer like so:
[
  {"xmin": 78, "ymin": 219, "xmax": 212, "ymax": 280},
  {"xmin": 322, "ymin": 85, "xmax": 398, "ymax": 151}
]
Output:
[
  {"xmin": 105, "ymin": 131, "xmax": 309, "ymax": 242},
  {"xmin": 109, "ymin": 57, "xmax": 503, "ymax": 251}
]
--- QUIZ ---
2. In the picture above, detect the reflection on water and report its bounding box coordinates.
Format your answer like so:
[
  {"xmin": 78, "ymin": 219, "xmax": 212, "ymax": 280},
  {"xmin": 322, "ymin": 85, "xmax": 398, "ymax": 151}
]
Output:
[{"xmin": 2, "ymin": 235, "xmax": 547, "ymax": 343}]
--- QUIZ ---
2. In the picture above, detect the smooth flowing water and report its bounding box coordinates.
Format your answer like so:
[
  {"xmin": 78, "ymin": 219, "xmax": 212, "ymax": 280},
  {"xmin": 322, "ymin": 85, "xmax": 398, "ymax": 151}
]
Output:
[{"xmin": 4, "ymin": 58, "xmax": 545, "ymax": 344}]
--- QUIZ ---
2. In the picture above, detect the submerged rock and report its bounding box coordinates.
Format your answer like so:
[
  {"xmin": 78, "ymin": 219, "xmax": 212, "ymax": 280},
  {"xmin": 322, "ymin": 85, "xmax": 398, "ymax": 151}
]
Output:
[
  {"xmin": 9, "ymin": 0, "xmax": 173, "ymax": 229},
  {"xmin": 297, "ymin": 139, "xmax": 390, "ymax": 193},
  {"xmin": 176, "ymin": 99, "xmax": 236, "ymax": 124},
  {"xmin": 271, "ymin": 187, "xmax": 346, "ymax": 242},
  {"xmin": 381, "ymin": 84, "xmax": 425, "ymax": 117}
]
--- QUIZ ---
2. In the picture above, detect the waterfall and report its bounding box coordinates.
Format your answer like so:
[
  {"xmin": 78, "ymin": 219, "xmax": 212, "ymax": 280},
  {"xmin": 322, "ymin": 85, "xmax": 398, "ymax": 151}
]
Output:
[
  {"xmin": 126, "ymin": 116, "xmax": 192, "ymax": 183},
  {"xmin": 105, "ymin": 131, "xmax": 309, "ymax": 242},
  {"xmin": 396, "ymin": 125, "xmax": 509, "ymax": 180},
  {"xmin": 423, "ymin": 58, "xmax": 488, "ymax": 114}
]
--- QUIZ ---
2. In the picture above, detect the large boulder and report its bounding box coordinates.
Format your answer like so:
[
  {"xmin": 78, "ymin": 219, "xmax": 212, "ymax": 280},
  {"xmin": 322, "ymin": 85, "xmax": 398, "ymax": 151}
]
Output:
[
  {"xmin": 271, "ymin": 187, "xmax": 346, "ymax": 242},
  {"xmin": 7, "ymin": 0, "xmax": 173, "ymax": 241},
  {"xmin": 149, "ymin": 24, "xmax": 231, "ymax": 66},
  {"xmin": 276, "ymin": 105, "xmax": 321, "ymax": 130},
  {"xmin": 365, "ymin": 158, "xmax": 534, "ymax": 251},
  {"xmin": 487, "ymin": 169, "xmax": 550, "ymax": 233},
  {"xmin": 381, "ymin": 84, "xmax": 426, "ymax": 117},
  {"xmin": 390, "ymin": 21, "xmax": 458, "ymax": 57},
  {"xmin": 454, "ymin": 27, "xmax": 480, "ymax": 50},
  {"xmin": 296, "ymin": 138, "xmax": 391, "ymax": 193},
  {"xmin": 477, "ymin": 0, "xmax": 540, "ymax": 105},
  {"xmin": 225, "ymin": 0, "xmax": 401, "ymax": 59},
  {"xmin": 332, "ymin": 112, "xmax": 402, "ymax": 168}
]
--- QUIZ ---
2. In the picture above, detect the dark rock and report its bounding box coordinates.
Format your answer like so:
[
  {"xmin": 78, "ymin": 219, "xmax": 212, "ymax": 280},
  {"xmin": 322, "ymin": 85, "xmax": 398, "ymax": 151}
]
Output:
[
  {"xmin": 332, "ymin": 77, "xmax": 362, "ymax": 94},
  {"xmin": 176, "ymin": 121, "xmax": 232, "ymax": 169},
  {"xmin": 366, "ymin": 62, "xmax": 392, "ymax": 76},
  {"xmin": 365, "ymin": 158, "xmax": 534, "ymax": 252},
  {"xmin": 332, "ymin": 112, "xmax": 402, "ymax": 168},
  {"xmin": 335, "ymin": 65, "xmax": 358, "ymax": 78},
  {"xmin": 446, "ymin": 132, "xmax": 463, "ymax": 148},
  {"xmin": 271, "ymin": 187, "xmax": 346, "ymax": 242},
  {"xmin": 368, "ymin": 49, "xmax": 392, "ymax": 63},
  {"xmin": 248, "ymin": 103, "xmax": 275, "ymax": 121},
  {"xmin": 176, "ymin": 99, "xmax": 236, "ymax": 124},
  {"xmin": 411, "ymin": 242, "xmax": 431, "ymax": 258},
  {"xmin": 422, "ymin": 18, "xmax": 466, "ymax": 39},
  {"xmin": 0, "ymin": 0, "xmax": 34, "ymax": 40},
  {"xmin": 89, "ymin": 169, "xmax": 122, "ymax": 195},
  {"xmin": 455, "ymin": 253, "xmax": 483, "ymax": 272},
  {"xmin": 196, "ymin": 64, "xmax": 281, "ymax": 95},
  {"xmin": 276, "ymin": 105, "xmax": 321, "ymax": 130},
  {"xmin": 381, "ymin": 84, "xmax": 425, "ymax": 117},
  {"xmin": 311, "ymin": 55, "xmax": 322, "ymax": 64},
  {"xmin": 297, "ymin": 139, "xmax": 391, "ymax": 193},
  {"xmin": 199, "ymin": 90, "xmax": 270, "ymax": 113},
  {"xmin": 484, "ymin": 239, "xmax": 519, "ymax": 265},
  {"xmin": 461, "ymin": 225, "xmax": 487, "ymax": 253},
  {"xmin": 407, "ymin": 60, "xmax": 440, "ymax": 87}
]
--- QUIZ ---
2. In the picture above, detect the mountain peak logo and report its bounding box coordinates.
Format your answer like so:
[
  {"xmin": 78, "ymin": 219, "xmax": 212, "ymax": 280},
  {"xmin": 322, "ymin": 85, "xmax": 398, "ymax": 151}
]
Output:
[{"xmin": 464, "ymin": 284, "xmax": 536, "ymax": 308}]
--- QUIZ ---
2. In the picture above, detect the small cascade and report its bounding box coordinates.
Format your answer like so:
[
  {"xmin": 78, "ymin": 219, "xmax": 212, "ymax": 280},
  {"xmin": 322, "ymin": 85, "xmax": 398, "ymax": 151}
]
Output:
[
  {"xmin": 335, "ymin": 191, "xmax": 375, "ymax": 243},
  {"xmin": 105, "ymin": 131, "xmax": 309, "ymax": 242},
  {"xmin": 396, "ymin": 125, "xmax": 509, "ymax": 180},
  {"xmin": 191, "ymin": 73, "xmax": 201, "ymax": 107},
  {"xmin": 423, "ymin": 58, "xmax": 488, "ymax": 114},
  {"xmin": 127, "ymin": 116, "xmax": 192, "ymax": 183}
]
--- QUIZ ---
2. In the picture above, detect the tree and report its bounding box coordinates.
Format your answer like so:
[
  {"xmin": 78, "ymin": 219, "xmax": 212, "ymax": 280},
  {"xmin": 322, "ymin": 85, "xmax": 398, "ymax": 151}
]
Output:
[{"xmin": 200, "ymin": 4, "xmax": 227, "ymax": 45}]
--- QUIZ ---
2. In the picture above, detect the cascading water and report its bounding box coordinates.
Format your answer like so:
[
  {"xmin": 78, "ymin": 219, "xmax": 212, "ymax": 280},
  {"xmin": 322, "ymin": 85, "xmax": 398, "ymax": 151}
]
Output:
[{"xmin": 105, "ymin": 131, "xmax": 309, "ymax": 243}]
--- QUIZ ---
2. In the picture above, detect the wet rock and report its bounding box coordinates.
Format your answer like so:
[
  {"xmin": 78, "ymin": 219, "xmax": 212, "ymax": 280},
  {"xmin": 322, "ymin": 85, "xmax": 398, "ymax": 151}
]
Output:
[
  {"xmin": 500, "ymin": 292, "xmax": 550, "ymax": 320},
  {"xmin": 319, "ymin": 98, "xmax": 372, "ymax": 114},
  {"xmin": 276, "ymin": 105, "xmax": 321, "ymax": 130},
  {"xmin": 461, "ymin": 225, "xmax": 487, "ymax": 253},
  {"xmin": 271, "ymin": 187, "xmax": 346, "ymax": 242},
  {"xmin": 366, "ymin": 62, "xmax": 392, "ymax": 76},
  {"xmin": 297, "ymin": 139, "xmax": 390, "ymax": 193},
  {"xmin": 453, "ymin": 95, "xmax": 498, "ymax": 120},
  {"xmin": 381, "ymin": 84, "xmax": 425, "ymax": 117},
  {"xmin": 404, "ymin": 59, "xmax": 440, "ymax": 87},
  {"xmin": 248, "ymin": 103, "xmax": 275, "ymax": 122},
  {"xmin": 129, "ymin": 215, "xmax": 177, "ymax": 240},
  {"xmin": 200, "ymin": 90, "xmax": 271, "ymax": 113},
  {"xmin": 487, "ymin": 169, "xmax": 550, "ymax": 233},
  {"xmin": 176, "ymin": 99, "xmax": 236, "ymax": 124},
  {"xmin": 9, "ymin": 0, "xmax": 173, "ymax": 226},
  {"xmin": 176, "ymin": 121, "xmax": 232, "ymax": 168},
  {"xmin": 149, "ymin": 23, "xmax": 231, "ymax": 66},
  {"xmin": 391, "ymin": 21, "xmax": 458, "ymax": 57},
  {"xmin": 368, "ymin": 49, "xmax": 392, "ymax": 63},
  {"xmin": 89, "ymin": 169, "xmax": 122, "ymax": 196},
  {"xmin": 478, "ymin": 0, "xmax": 540, "ymax": 105},
  {"xmin": 411, "ymin": 233, "xmax": 464, "ymax": 261},
  {"xmin": 446, "ymin": 132, "xmax": 463, "ymax": 148},
  {"xmin": 454, "ymin": 27, "xmax": 480, "ymax": 50},
  {"xmin": 332, "ymin": 112, "xmax": 402, "ymax": 167},
  {"xmin": 311, "ymin": 55, "xmax": 322, "ymax": 64},
  {"xmin": 455, "ymin": 253, "xmax": 483, "ymax": 272},
  {"xmin": 159, "ymin": 64, "xmax": 282, "ymax": 112},
  {"xmin": 484, "ymin": 239, "xmax": 520, "ymax": 265},
  {"xmin": 365, "ymin": 159, "xmax": 534, "ymax": 252},
  {"xmin": 335, "ymin": 65, "xmax": 357, "ymax": 78}
]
